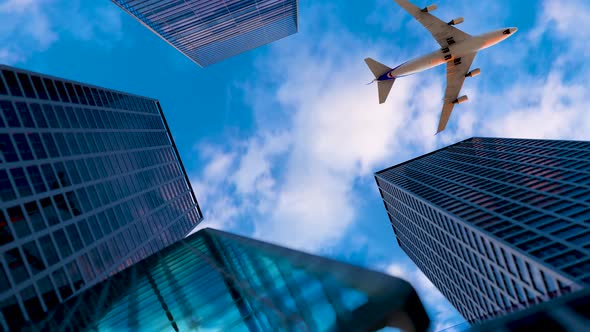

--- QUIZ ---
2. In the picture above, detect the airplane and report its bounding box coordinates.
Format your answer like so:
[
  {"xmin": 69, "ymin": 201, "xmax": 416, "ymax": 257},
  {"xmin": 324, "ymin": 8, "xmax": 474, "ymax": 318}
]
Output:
[{"xmin": 365, "ymin": 0, "xmax": 517, "ymax": 134}]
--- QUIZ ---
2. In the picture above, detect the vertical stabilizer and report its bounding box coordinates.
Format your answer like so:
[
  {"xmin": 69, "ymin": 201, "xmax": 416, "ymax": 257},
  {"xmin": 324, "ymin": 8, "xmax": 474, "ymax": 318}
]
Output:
[
  {"xmin": 378, "ymin": 79, "xmax": 395, "ymax": 104},
  {"xmin": 365, "ymin": 57, "xmax": 395, "ymax": 103}
]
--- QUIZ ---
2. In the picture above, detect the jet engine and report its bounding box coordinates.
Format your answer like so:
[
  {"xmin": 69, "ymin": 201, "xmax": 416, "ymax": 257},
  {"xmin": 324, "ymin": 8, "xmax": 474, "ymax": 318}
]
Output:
[
  {"xmin": 448, "ymin": 17, "xmax": 464, "ymax": 25},
  {"xmin": 465, "ymin": 68, "xmax": 481, "ymax": 77},
  {"xmin": 453, "ymin": 95, "xmax": 468, "ymax": 104},
  {"xmin": 421, "ymin": 4, "xmax": 437, "ymax": 12}
]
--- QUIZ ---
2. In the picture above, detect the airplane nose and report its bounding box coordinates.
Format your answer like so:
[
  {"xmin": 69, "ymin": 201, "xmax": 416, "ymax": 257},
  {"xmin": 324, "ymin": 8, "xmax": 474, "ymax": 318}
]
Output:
[{"xmin": 511, "ymin": 27, "xmax": 518, "ymax": 34}]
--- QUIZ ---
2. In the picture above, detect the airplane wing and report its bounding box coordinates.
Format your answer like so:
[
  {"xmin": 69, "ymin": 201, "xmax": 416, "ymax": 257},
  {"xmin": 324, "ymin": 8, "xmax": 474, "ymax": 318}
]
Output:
[
  {"xmin": 393, "ymin": 0, "xmax": 471, "ymax": 47},
  {"xmin": 437, "ymin": 52, "xmax": 476, "ymax": 133}
]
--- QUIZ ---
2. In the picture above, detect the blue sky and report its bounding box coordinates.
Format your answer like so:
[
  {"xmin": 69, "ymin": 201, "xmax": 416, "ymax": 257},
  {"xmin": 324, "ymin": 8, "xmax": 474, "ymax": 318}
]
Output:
[{"xmin": 2, "ymin": 0, "xmax": 590, "ymax": 330}]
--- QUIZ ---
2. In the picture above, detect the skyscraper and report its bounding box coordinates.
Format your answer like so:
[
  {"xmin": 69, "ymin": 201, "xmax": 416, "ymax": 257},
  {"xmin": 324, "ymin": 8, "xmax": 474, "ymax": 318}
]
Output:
[
  {"xmin": 375, "ymin": 137, "xmax": 590, "ymax": 323},
  {"xmin": 29, "ymin": 228, "xmax": 431, "ymax": 332},
  {"xmin": 0, "ymin": 65, "xmax": 202, "ymax": 328},
  {"xmin": 112, "ymin": 0, "xmax": 299, "ymax": 67}
]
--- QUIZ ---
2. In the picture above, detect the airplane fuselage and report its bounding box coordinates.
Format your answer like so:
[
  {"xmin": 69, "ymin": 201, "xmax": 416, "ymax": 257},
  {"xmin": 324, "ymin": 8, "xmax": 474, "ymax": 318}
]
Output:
[{"xmin": 378, "ymin": 28, "xmax": 517, "ymax": 80}]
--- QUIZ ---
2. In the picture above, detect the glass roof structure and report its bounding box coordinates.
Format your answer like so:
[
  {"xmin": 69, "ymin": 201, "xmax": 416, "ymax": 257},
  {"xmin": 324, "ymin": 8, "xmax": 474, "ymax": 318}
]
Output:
[{"xmin": 30, "ymin": 228, "xmax": 430, "ymax": 331}]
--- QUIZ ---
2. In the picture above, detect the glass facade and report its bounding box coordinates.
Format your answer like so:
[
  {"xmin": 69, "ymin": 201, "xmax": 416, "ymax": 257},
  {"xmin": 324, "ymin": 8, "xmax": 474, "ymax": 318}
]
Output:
[
  {"xmin": 112, "ymin": 0, "xmax": 299, "ymax": 67},
  {"xmin": 375, "ymin": 137, "xmax": 590, "ymax": 323},
  {"xmin": 0, "ymin": 65, "xmax": 202, "ymax": 329},
  {"xmin": 28, "ymin": 228, "xmax": 430, "ymax": 331}
]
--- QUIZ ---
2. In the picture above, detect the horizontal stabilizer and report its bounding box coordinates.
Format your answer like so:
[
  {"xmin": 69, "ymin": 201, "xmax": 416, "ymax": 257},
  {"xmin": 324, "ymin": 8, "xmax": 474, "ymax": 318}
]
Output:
[
  {"xmin": 378, "ymin": 79, "xmax": 395, "ymax": 104},
  {"xmin": 365, "ymin": 57, "xmax": 392, "ymax": 78}
]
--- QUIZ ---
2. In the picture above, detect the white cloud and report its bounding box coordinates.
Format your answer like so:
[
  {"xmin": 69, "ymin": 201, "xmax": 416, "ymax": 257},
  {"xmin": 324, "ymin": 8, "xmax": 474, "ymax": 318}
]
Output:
[
  {"xmin": 482, "ymin": 72, "xmax": 590, "ymax": 139},
  {"xmin": 191, "ymin": 30, "xmax": 453, "ymax": 251},
  {"xmin": 256, "ymin": 168, "xmax": 355, "ymax": 249},
  {"xmin": 189, "ymin": 0, "xmax": 590, "ymax": 327},
  {"xmin": 189, "ymin": 132, "xmax": 290, "ymax": 237},
  {"xmin": 0, "ymin": 48, "xmax": 23, "ymax": 64},
  {"xmin": 231, "ymin": 132, "xmax": 291, "ymax": 195},
  {"xmin": 445, "ymin": 0, "xmax": 590, "ymax": 141},
  {"xmin": 203, "ymin": 151, "xmax": 235, "ymax": 181},
  {"xmin": 60, "ymin": 1, "xmax": 124, "ymax": 43},
  {"xmin": 531, "ymin": 0, "xmax": 590, "ymax": 52},
  {"xmin": 0, "ymin": 0, "xmax": 57, "ymax": 62},
  {"xmin": 191, "ymin": 0, "xmax": 590, "ymax": 251},
  {"xmin": 189, "ymin": 146, "xmax": 241, "ymax": 233}
]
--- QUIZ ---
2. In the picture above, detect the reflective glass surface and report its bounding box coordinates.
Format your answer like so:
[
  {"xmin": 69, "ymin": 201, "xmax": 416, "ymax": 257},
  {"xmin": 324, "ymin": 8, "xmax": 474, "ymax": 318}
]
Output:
[{"xmin": 30, "ymin": 229, "xmax": 430, "ymax": 332}]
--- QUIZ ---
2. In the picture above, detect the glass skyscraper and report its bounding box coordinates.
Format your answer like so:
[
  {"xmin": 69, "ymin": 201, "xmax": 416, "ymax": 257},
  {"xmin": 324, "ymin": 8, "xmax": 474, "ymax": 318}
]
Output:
[
  {"xmin": 29, "ymin": 228, "xmax": 430, "ymax": 332},
  {"xmin": 375, "ymin": 137, "xmax": 590, "ymax": 323},
  {"xmin": 112, "ymin": 0, "xmax": 299, "ymax": 67},
  {"xmin": 0, "ymin": 65, "xmax": 202, "ymax": 329}
]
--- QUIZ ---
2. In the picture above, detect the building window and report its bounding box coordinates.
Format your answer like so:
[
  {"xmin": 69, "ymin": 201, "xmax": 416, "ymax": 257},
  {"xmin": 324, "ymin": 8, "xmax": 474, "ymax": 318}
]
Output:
[
  {"xmin": 7, "ymin": 205, "xmax": 31, "ymax": 238},
  {"xmin": 17, "ymin": 73, "xmax": 36, "ymax": 98},
  {"xmin": 10, "ymin": 167, "xmax": 33, "ymax": 197},
  {"xmin": 40, "ymin": 197, "xmax": 60, "ymax": 226},
  {"xmin": 546, "ymin": 250, "xmax": 584, "ymax": 268},
  {"xmin": 53, "ymin": 80, "xmax": 70, "ymax": 102},
  {"xmin": 64, "ymin": 82, "xmax": 78, "ymax": 104},
  {"xmin": 30, "ymin": 75, "xmax": 48, "ymax": 100},
  {"xmin": 53, "ymin": 229, "xmax": 72, "ymax": 259},
  {"xmin": 42, "ymin": 78, "xmax": 59, "ymax": 101},
  {"xmin": 552, "ymin": 225, "xmax": 585, "ymax": 239},
  {"xmin": 28, "ymin": 133, "xmax": 47, "ymax": 160},
  {"xmin": 21, "ymin": 285, "xmax": 45, "ymax": 321},
  {"xmin": 24, "ymin": 201, "xmax": 46, "ymax": 232},
  {"xmin": 563, "ymin": 259, "xmax": 590, "ymax": 278},
  {"xmin": 15, "ymin": 102, "xmax": 35, "ymax": 128},
  {"xmin": 42, "ymin": 104, "xmax": 59, "ymax": 128},
  {"xmin": 2, "ymin": 70, "xmax": 23, "ymax": 96},
  {"xmin": 52, "ymin": 267, "xmax": 73, "ymax": 300},
  {"xmin": 1, "ymin": 101, "xmax": 20, "ymax": 129},
  {"xmin": 4, "ymin": 248, "xmax": 29, "ymax": 283},
  {"xmin": 23, "ymin": 240, "xmax": 46, "ymax": 273},
  {"xmin": 29, "ymin": 103, "xmax": 48, "ymax": 128},
  {"xmin": 0, "ymin": 73, "xmax": 8, "ymax": 95}
]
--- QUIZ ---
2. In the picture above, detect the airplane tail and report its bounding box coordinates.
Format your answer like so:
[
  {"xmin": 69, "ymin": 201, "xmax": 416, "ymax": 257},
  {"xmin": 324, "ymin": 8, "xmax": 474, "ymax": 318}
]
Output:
[
  {"xmin": 377, "ymin": 80, "xmax": 395, "ymax": 104},
  {"xmin": 364, "ymin": 57, "xmax": 391, "ymax": 78},
  {"xmin": 364, "ymin": 57, "xmax": 395, "ymax": 104}
]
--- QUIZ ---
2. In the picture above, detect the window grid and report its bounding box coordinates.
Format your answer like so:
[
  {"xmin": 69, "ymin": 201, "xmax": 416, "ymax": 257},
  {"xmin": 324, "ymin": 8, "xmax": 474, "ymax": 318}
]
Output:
[
  {"xmin": 375, "ymin": 137, "xmax": 588, "ymax": 323},
  {"xmin": 0, "ymin": 65, "xmax": 202, "ymax": 327},
  {"xmin": 111, "ymin": 0, "xmax": 298, "ymax": 67}
]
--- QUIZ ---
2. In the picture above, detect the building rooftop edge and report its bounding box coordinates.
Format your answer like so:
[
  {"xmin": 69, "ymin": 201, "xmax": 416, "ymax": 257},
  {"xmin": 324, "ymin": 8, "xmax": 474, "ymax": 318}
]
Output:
[
  {"xmin": 374, "ymin": 136, "xmax": 590, "ymax": 177},
  {"xmin": 375, "ymin": 137, "xmax": 474, "ymax": 176},
  {"xmin": 0, "ymin": 64, "xmax": 159, "ymax": 102},
  {"xmin": 155, "ymin": 101, "xmax": 203, "ymax": 220}
]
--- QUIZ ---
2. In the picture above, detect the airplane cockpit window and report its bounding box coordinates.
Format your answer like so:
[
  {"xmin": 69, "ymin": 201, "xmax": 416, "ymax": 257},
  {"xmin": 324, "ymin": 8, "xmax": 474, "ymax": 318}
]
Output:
[{"xmin": 503, "ymin": 29, "xmax": 511, "ymax": 35}]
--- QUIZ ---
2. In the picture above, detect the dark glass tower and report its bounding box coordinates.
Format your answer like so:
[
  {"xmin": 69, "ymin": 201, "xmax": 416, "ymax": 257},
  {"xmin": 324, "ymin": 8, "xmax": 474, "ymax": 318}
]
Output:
[
  {"xmin": 469, "ymin": 288, "xmax": 589, "ymax": 332},
  {"xmin": 0, "ymin": 65, "xmax": 202, "ymax": 329},
  {"xmin": 375, "ymin": 137, "xmax": 590, "ymax": 323},
  {"xmin": 112, "ymin": 0, "xmax": 299, "ymax": 67},
  {"xmin": 30, "ymin": 228, "xmax": 430, "ymax": 332}
]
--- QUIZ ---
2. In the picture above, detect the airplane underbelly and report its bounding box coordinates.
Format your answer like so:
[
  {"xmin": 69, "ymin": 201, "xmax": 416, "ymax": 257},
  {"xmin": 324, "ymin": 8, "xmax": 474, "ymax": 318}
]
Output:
[
  {"xmin": 391, "ymin": 52, "xmax": 446, "ymax": 77},
  {"xmin": 390, "ymin": 41, "xmax": 482, "ymax": 78}
]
